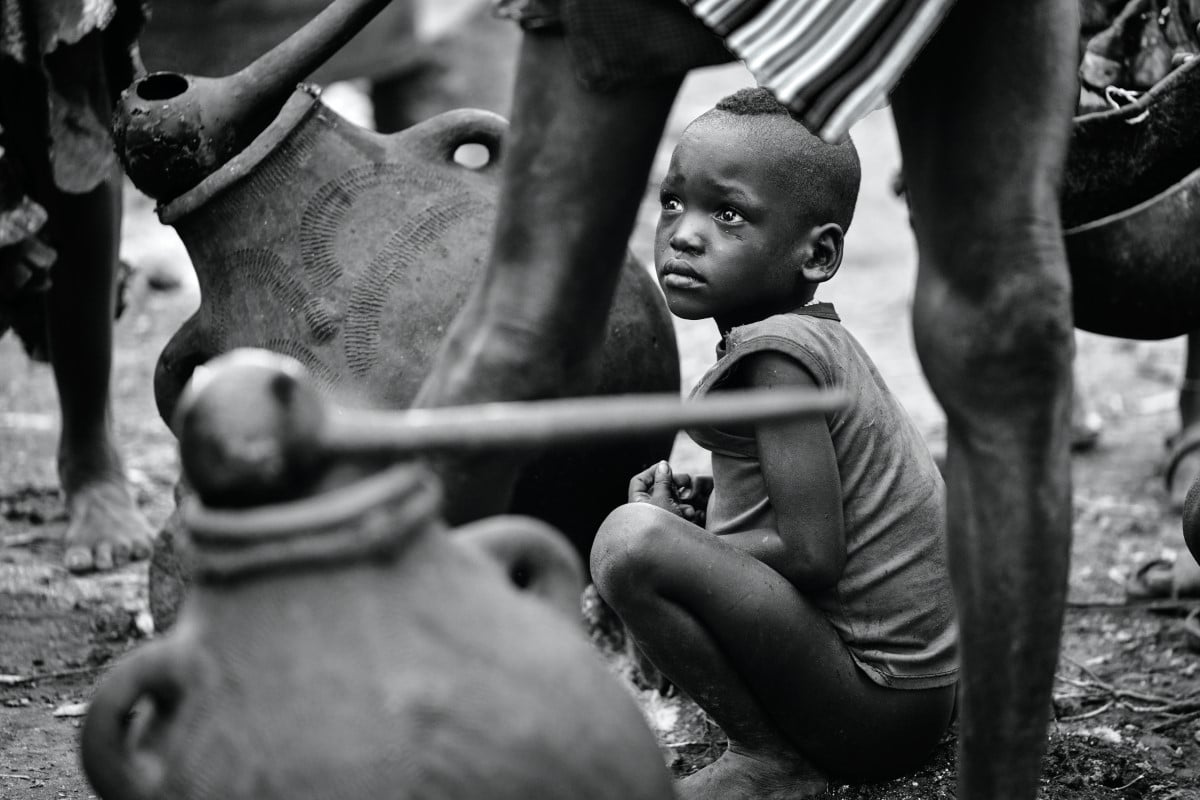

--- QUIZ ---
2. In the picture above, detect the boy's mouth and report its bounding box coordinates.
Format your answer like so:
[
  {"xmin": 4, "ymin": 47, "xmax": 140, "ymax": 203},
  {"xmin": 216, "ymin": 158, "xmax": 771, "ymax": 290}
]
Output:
[{"xmin": 661, "ymin": 259, "xmax": 704, "ymax": 289}]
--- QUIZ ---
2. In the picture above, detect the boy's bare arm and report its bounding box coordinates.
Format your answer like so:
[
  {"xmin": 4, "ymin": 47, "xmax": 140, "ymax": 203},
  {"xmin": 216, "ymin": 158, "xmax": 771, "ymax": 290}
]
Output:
[{"xmin": 720, "ymin": 350, "xmax": 846, "ymax": 591}]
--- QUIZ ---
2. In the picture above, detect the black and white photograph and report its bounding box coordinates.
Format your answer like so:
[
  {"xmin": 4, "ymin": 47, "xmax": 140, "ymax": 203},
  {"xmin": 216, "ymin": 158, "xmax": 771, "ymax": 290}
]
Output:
[{"xmin": 2, "ymin": 1, "xmax": 1199, "ymax": 798}]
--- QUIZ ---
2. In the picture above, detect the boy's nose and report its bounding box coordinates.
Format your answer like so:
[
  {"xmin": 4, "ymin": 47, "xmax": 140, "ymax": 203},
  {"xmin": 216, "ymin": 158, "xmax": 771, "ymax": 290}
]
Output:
[{"xmin": 669, "ymin": 223, "xmax": 704, "ymax": 255}]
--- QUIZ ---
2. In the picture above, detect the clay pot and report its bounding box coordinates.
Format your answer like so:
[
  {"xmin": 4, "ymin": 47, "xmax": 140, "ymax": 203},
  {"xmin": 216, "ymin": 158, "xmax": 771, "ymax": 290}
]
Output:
[
  {"xmin": 1064, "ymin": 166, "xmax": 1200, "ymax": 340},
  {"xmin": 114, "ymin": 0, "xmax": 398, "ymax": 200},
  {"xmin": 1064, "ymin": 54, "xmax": 1200, "ymax": 339},
  {"xmin": 148, "ymin": 87, "xmax": 677, "ymax": 556},
  {"xmin": 82, "ymin": 464, "xmax": 674, "ymax": 800}
]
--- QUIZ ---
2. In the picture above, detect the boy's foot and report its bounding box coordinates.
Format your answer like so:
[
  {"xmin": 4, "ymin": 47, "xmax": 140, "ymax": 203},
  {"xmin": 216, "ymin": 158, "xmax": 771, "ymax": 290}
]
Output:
[
  {"xmin": 676, "ymin": 747, "xmax": 828, "ymax": 800},
  {"xmin": 62, "ymin": 469, "xmax": 155, "ymax": 573}
]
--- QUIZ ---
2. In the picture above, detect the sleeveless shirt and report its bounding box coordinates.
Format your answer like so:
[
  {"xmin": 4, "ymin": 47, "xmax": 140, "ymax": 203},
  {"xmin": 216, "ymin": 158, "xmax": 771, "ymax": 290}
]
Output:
[{"xmin": 687, "ymin": 305, "xmax": 958, "ymax": 690}]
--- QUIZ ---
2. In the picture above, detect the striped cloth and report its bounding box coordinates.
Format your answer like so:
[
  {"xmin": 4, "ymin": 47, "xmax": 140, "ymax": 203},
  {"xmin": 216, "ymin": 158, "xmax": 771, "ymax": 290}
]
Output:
[{"xmin": 681, "ymin": 0, "xmax": 957, "ymax": 141}]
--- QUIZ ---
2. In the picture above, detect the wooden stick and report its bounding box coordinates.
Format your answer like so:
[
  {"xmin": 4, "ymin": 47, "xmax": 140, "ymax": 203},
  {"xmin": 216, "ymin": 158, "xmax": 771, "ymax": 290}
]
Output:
[
  {"xmin": 324, "ymin": 387, "xmax": 847, "ymax": 454},
  {"xmin": 0, "ymin": 665, "xmax": 105, "ymax": 686},
  {"xmin": 1066, "ymin": 598, "xmax": 1200, "ymax": 613},
  {"xmin": 1056, "ymin": 700, "xmax": 1114, "ymax": 723},
  {"xmin": 1150, "ymin": 708, "xmax": 1200, "ymax": 732}
]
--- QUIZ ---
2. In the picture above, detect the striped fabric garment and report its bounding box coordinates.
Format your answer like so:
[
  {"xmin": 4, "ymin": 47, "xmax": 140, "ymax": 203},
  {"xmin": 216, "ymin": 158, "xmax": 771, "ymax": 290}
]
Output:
[{"xmin": 680, "ymin": 0, "xmax": 957, "ymax": 141}]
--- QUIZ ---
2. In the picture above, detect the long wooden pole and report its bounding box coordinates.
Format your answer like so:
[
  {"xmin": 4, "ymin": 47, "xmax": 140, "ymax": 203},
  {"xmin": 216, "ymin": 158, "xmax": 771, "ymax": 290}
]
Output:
[{"xmin": 322, "ymin": 387, "xmax": 847, "ymax": 454}]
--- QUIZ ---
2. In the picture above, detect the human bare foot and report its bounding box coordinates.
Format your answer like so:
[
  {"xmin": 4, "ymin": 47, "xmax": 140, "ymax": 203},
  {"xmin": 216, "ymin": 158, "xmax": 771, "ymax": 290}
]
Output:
[
  {"xmin": 61, "ymin": 464, "xmax": 155, "ymax": 573},
  {"xmin": 676, "ymin": 747, "xmax": 828, "ymax": 800}
]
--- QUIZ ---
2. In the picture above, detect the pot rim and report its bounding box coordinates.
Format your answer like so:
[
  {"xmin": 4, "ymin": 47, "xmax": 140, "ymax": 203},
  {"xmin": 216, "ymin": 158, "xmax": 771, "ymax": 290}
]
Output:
[
  {"xmin": 158, "ymin": 85, "xmax": 322, "ymax": 224},
  {"xmin": 182, "ymin": 463, "xmax": 447, "ymax": 581},
  {"xmin": 1064, "ymin": 162, "xmax": 1200, "ymax": 237},
  {"xmin": 184, "ymin": 462, "xmax": 436, "ymax": 542}
]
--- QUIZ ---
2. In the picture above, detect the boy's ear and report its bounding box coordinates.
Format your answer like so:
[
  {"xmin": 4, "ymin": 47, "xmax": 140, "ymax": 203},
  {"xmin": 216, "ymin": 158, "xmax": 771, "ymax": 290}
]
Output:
[{"xmin": 799, "ymin": 223, "xmax": 843, "ymax": 283}]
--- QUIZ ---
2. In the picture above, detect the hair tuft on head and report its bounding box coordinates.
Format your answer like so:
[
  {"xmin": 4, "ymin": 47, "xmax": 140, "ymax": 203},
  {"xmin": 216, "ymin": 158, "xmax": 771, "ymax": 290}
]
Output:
[
  {"xmin": 688, "ymin": 86, "xmax": 862, "ymax": 231},
  {"xmin": 714, "ymin": 86, "xmax": 790, "ymax": 117}
]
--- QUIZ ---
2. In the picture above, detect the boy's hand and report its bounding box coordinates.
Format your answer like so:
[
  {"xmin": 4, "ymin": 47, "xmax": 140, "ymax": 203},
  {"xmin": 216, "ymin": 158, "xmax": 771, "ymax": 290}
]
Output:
[
  {"xmin": 628, "ymin": 461, "xmax": 706, "ymax": 524},
  {"xmin": 672, "ymin": 472, "xmax": 712, "ymax": 527}
]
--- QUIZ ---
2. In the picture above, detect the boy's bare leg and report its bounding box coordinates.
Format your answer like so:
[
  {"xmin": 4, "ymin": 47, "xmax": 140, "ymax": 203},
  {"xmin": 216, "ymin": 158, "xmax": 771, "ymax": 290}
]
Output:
[
  {"xmin": 891, "ymin": 1, "xmax": 1078, "ymax": 798},
  {"xmin": 592, "ymin": 504, "xmax": 955, "ymax": 800},
  {"xmin": 413, "ymin": 31, "xmax": 680, "ymax": 517},
  {"xmin": 46, "ymin": 175, "xmax": 154, "ymax": 572}
]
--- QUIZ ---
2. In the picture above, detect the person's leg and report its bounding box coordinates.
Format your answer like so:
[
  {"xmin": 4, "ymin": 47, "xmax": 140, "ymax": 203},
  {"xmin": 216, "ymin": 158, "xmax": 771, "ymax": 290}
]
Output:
[
  {"xmin": 417, "ymin": 32, "xmax": 680, "ymax": 405},
  {"xmin": 1180, "ymin": 334, "xmax": 1200, "ymax": 424},
  {"xmin": 592, "ymin": 503, "xmax": 955, "ymax": 800},
  {"xmin": 890, "ymin": 1, "xmax": 1079, "ymax": 798},
  {"xmin": 1133, "ymin": 335, "xmax": 1200, "ymax": 587},
  {"xmin": 45, "ymin": 173, "xmax": 154, "ymax": 572},
  {"xmin": 1154, "ymin": 334, "xmax": 1200, "ymax": 593},
  {"xmin": 1165, "ymin": 331, "xmax": 1200, "ymax": 508},
  {"xmin": 413, "ymin": 29, "xmax": 681, "ymax": 517},
  {"xmin": 1069, "ymin": 361, "xmax": 1103, "ymax": 452}
]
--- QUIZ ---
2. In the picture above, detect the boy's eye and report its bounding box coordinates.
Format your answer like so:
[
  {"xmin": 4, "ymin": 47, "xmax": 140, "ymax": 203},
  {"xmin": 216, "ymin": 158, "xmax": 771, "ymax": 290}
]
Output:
[
  {"xmin": 660, "ymin": 194, "xmax": 683, "ymax": 213},
  {"xmin": 714, "ymin": 207, "xmax": 744, "ymax": 224}
]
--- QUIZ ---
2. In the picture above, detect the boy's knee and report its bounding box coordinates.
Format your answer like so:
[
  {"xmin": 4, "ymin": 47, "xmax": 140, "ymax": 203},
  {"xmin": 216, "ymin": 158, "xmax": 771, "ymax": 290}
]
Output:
[{"xmin": 591, "ymin": 503, "xmax": 672, "ymax": 603}]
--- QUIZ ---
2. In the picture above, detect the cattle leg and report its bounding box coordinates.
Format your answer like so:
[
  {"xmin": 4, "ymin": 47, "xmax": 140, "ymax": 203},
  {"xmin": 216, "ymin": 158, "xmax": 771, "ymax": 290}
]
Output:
[
  {"xmin": 414, "ymin": 30, "xmax": 680, "ymax": 519},
  {"xmin": 891, "ymin": 1, "xmax": 1079, "ymax": 798}
]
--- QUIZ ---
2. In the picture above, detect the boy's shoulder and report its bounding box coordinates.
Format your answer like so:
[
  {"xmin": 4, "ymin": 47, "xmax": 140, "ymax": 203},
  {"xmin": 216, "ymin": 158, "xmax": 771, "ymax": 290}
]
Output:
[
  {"xmin": 719, "ymin": 307, "xmax": 850, "ymax": 389},
  {"xmin": 726, "ymin": 305, "xmax": 842, "ymax": 345},
  {"xmin": 725, "ymin": 306, "xmax": 845, "ymax": 358}
]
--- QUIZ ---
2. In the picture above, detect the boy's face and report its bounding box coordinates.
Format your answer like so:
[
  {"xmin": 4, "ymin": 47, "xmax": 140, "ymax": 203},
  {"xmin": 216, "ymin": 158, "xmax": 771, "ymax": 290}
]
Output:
[{"xmin": 654, "ymin": 116, "xmax": 817, "ymax": 327}]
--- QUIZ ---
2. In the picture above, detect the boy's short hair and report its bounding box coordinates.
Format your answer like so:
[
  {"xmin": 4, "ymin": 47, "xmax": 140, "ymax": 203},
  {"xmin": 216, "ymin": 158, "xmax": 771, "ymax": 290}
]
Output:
[{"xmin": 708, "ymin": 87, "xmax": 861, "ymax": 231}]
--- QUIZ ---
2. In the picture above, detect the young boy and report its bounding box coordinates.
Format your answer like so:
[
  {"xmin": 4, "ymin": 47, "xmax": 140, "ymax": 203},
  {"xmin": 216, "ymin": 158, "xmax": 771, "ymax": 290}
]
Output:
[{"xmin": 591, "ymin": 88, "xmax": 958, "ymax": 800}]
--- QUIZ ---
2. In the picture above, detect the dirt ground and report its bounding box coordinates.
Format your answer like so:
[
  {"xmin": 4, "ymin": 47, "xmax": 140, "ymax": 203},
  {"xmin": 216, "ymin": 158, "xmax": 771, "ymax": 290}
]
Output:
[{"xmin": 3, "ymin": 64, "xmax": 1200, "ymax": 799}]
